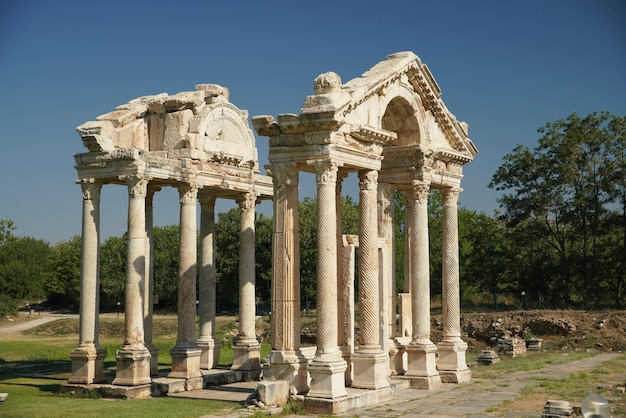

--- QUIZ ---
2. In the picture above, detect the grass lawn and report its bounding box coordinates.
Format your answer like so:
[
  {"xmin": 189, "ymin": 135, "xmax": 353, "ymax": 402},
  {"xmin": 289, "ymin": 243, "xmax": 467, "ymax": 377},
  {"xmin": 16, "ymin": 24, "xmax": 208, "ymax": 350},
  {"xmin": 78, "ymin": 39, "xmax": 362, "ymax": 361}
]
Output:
[{"xmin": 0, "ymin": 315, "xmax": 270, "ymax": 418}]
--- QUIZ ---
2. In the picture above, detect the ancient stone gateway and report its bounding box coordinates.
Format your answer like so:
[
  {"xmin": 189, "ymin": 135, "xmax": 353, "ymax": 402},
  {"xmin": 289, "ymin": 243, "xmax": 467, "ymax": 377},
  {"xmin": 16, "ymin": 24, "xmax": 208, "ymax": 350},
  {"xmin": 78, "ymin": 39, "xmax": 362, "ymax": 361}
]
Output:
[
  {"xmin": 67, "ymin": 84, "xmax": 272, "ymax": 397},
  {"xmin": 253, "ymin": 51, "xmax": 477, "ymax": 411},
  {"xmin": 66, "ymin": 51, "xmax": 477, "ymax": 411}
]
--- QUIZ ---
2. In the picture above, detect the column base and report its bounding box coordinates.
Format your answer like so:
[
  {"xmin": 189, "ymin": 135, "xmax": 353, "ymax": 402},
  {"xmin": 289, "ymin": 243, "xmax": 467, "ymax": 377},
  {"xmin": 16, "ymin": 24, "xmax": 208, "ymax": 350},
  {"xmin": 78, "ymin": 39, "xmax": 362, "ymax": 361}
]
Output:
[
  {"xmin": 68, "ymin": 343, "xmax": 107, "ymax": 384},
  {"xmin": 307, "ymin": 355, "xmax": 348, "ymax": 399},
  {"xmin": 169, "ymin": 345, "xmax": 202, "ymax": 379},
  {"xmin": 146, "ymin": 343, "xmax": 160, "ymax": 376},
  {"xmin": 340, "ymin": 345, "xmax": 353, "ymax": 386},
  {"xmin": 389, "ymin": 337, "xmax": 408, "ymax": 376},
  {"xmin": 262, "ymin": 348, "xmax": 314, "ymax": 395},
  {"xmin": 404, "ymin": 340, "xmax": 441, "ymax": 389},
  {"xmin": 437, "ymin": 339, "xmax": 471, "ymax": 383},
  {"xmin": 198, "ymin": 339, "xmax": 221, "ymax": 370},
  {"xmin": 231, "ymin": 338, "xmax": 261, "ymax": 372},
  {"xmin": 112, "ymin": 346, "xmax": 152, "ymax": 386},
  {"xmin": 351, "ymin": 349, "xmax": 390, "ymax": 390}
]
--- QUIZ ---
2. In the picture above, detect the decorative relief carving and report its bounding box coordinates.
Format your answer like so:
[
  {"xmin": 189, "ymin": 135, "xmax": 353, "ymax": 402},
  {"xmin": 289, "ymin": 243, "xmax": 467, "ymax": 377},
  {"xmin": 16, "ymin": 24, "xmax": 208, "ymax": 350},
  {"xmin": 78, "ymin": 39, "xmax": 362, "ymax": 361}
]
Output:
[
  {"xmin": 358, "ymin": 170, "xmax": 378, "ymax": 191},
  {"xmin": 267, "ymin": 164, "xmax": 299, "ymax": 188},
  {"xmin": 78, "ymin": 179, "xmax": 102, "ymax": 201},
  {"xmin": 313, "ymin": 160, "xmax": 340, "ymax": 184},
  {"xmin": 441, "ymin": 188, "xmax": 460, "ymax": 206},
  {"xmin": 237, "ymin": 192, "xmax": 258, "ymax": 210},
  {"xmin": 122, "ymin": 175, "xmax": 150, "ymax": 198},
  {"xmin": 314, "ymin": 72, "xmax": 342, "ymax": 94},
  {"xmin": 412, "ymin": 182, "xmax": 430, "ymax": 203},
  {"xmin": 178, "ymin": 183, "xmax": 198, "ymax": 205}
]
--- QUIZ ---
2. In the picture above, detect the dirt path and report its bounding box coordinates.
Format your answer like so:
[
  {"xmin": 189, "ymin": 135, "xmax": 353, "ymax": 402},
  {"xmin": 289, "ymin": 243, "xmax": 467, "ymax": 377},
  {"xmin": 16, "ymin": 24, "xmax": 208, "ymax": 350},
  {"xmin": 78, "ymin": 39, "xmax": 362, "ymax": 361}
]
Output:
[{"xmin": 0, "ymin": 313, "xmax": 77, "ymax": 338}]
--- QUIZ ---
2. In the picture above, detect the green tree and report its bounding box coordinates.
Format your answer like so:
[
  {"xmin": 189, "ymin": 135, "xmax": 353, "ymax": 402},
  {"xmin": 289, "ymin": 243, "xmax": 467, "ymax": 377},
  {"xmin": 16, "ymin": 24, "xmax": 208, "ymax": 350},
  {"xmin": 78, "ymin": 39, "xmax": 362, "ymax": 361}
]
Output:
[
  {"xmin": 46, "ymin": 236, "xmax": 81, "ymax": 309},
  {"xmin": 490, "ymin": 112, "xmax": 626, "ymax": 308},
  {"xmin": 99, "ymin": 234, "xmax": 127, "ymax": 312},
  {"xmin": 152, "ymin": 225, "xmax": 180, "ymax": 311},
  {"xmin": 0, "ymin": 227, "xmax": 50, "ymax": 315}
]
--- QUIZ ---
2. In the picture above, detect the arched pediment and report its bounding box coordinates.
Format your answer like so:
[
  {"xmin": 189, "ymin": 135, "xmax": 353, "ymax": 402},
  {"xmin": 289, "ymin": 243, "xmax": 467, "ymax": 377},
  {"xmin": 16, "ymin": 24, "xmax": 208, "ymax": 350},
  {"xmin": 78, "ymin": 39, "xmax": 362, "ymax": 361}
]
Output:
[
  {"xmin": 76, "ymin": 84, "xmax": 259, "ymax": 169},
  {"xmin": 298, "ymin": 52, "xmax": 477, "ymax": 162}
]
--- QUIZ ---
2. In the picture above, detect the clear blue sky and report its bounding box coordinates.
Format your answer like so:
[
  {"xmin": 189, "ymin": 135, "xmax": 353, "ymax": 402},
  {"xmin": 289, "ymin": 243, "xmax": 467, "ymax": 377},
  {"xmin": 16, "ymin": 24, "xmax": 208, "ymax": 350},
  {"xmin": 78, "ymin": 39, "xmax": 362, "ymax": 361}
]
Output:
[{"xmin": 1, "ymin": 0, "xmax": 624, "ymax": 244}]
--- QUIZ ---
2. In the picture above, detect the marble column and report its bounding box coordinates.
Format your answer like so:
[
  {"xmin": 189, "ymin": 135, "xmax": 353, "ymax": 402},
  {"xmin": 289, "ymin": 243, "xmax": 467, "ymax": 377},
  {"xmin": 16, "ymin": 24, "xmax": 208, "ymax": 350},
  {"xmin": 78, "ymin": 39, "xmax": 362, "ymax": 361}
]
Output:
[
  {"xmin": 145, "ymin": 185, "xmax": 160, "ymax": 376},
  {"xmin": 113, "ymin": 175, "xmax": 151, "ymax": 386},
  {"xmin": 232, "ymin": 192, "xmax": 261, "ymax": 372},
  {"xmin": 69, "ymin": 179, "xmax": 107, "ymax": 384},
  {"xmin": 335, "ymin": 172, "xmax": 352, "ymax": 385},
  {"xmin": 263, "ymin": 164, "xmax": 308, "ymax": 393},
  {"xmin": 405, "ymin": 182, "xmax": 441, "ymax": 389},
  {"xmin": 169, "ymin": 184, "xmax": 202, "ymax": 382},
  {"xmin": 198, "ymin": 192, "xmax": 220, "ymax": 369},
  {"xmin": 352, "ymin": 170, "xmax": 389, "ymax": 390},
  {"xmin": 308, "ymin": 160, "xmax": 347, "ymax": 399},
  {"xmin": 437, "ymin": 187, "xmax": 471, "ymax": 383},
  {"xmin": 379, "ymin": 182, "xmax": 404, "ymax": 376}
]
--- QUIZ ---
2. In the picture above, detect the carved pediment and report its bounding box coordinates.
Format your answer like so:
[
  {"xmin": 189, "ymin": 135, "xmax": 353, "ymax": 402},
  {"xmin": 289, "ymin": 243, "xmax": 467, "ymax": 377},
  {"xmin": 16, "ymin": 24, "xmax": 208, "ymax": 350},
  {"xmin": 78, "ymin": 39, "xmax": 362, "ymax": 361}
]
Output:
[{"xmin": 294, "ymin": 52, "xmax": 478, "ymax": 164}]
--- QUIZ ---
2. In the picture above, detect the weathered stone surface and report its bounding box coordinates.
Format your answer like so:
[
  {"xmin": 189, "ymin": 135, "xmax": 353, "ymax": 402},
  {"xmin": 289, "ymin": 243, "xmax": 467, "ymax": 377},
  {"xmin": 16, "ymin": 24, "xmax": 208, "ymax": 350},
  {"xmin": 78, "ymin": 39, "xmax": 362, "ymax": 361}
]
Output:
[{"xmin": 477, "ymin": 350, "xmax": 500, "ymax": 365}]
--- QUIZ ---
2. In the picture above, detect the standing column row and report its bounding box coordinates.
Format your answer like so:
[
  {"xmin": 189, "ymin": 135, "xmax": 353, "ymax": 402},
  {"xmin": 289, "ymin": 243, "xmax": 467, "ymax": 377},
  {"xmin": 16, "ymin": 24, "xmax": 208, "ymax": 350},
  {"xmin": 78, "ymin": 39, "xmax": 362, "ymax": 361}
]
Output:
[
  {"xmin": 169, "ymin": 184, "xmax": 202, "ymax": 381},
  {"xmin": 307, "ymin": 160, "xmax": 347, "ymax": 399},
  {"xmin": 231, "ymin": 192, "xmax": 261, "ymax": 372},
  {"xmin": 198, "ymin": 193, "xmax": 220, "ymax": 369},
  {"xmin": 352, "ymin": 170, "xmax": 389, "ymax": 390},
  {"xmin": 264, "ymin": 164, "xmax": 309, "ymax": 394},
  {"xmin": 404, "ymin": 182, "xmax": 441, "ymax": 389},
  {"xmin": 113, "ymin": 175, "xmax": 152, "ymax": 386},
  {"xmin": 437, "ymin": 187, "xmax": 471, "ymax": 383},
  {"xmin": 69, "ymin": 179, "xmax": 106, "ymax": 385}
]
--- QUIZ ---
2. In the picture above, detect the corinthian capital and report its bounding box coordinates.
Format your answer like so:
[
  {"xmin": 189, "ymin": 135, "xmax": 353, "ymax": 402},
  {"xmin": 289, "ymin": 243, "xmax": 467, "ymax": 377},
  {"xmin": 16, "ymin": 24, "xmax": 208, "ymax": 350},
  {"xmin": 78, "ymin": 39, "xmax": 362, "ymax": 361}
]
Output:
[
  {"xmin": 411, "ymin": 182, "xmax": 430, "ymax": 203},
  {"xmin": 268, "ymin": 163, "xmax": 299, "ymax": 188},
  {"xmin": 178, "ymin": 183, "xmax": 199, "ymax": 205},
  {"xmin": 237, "ymin": 192, "xmax": 258, "ymax": 210},
  {"xmin": 312, "ymin": 160, "xmax": 341, "ymax": 184},
  {"xmin": 77, "ymin": 178, "xmax": 102, "ymax": 201},
  {"xmin": 358, "ymin": 170, "xmax": 378, "ymax": 191},
  {"xmin": 122, "ymin": 175, "xmax": 150, "ymax": 198},
  {"xmin": 441, "ymin": 187, "xmax": 461, "ymax": 206}
]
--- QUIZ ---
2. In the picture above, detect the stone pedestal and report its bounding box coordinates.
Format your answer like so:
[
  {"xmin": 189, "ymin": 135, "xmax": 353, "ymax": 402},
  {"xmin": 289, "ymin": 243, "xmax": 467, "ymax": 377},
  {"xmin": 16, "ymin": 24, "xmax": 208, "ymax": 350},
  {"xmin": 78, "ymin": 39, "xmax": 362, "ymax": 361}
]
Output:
[
  {"xmin": 68, "ymin": 344, "xmax": 107, "ymax": 384},
  {"xmin": 307, "ymin": 357, "xmax": 348, "ymax": 399},
  {"xmin": 198, "ymin": 339, "xmax": 221, "ymax": 369},
  {"xmin": 405, "ymin": 341, "xmax": 442, "ymax": 389},
  {"xmin": 263, "ymin": 349, "xmax": 312, "ymax": 395},
  {"xmin": 146, "ymin": 344, "xmax": 159, "ymax": 377},
  {"xmin": 351, "ymin": 350, "xmax": 390, "ymax": 390},
  {"xmin": 169, "ymin": 346, "xmax": 202, "ymax": 379},
  {"xmin": 437, "ymin": 339, "xmax": 471, "ymax": 383},
  {"xmin": 477, "ymin": 350, "xmax": 500, "ymax": 365},
  {"xmin": 231, "ymin": 338, "xmax": 261, "ymax": 372},
  {"xmin": 392, "ymin": 337, "xmax": 410, "ymax": 376},
  {"xmin": 112, "ymin": 347, "xmax": 152, "ymax": 386}
]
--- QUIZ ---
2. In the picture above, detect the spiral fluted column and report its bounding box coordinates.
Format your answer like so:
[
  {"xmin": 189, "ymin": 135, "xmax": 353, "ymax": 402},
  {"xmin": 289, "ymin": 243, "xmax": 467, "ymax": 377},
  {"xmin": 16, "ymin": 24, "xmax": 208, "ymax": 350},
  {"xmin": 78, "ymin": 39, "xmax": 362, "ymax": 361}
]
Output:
[
  {"xmin": 352, "ymin": 170, "xmax": 389, "ymax": 390},
  {"xmin": 437, "ymin": 187, "xmax": 471, "ymax": 383},
  {"xmin": 232, "ymin": 192, "xmax": 261, "ymax": 372},
  {"xmin": 113, "ymin": 175, "xmax": 151, "ymax": 386},
  {"xmin": 198, "ymin": 192, "xmax": 220, "ymax": 369},
  {"xmin": 169, "ymin": 183, "xmax": 201, "ymax": 380},
  {"xmin": 69, "ymin": 178, "xmax": 106, "ymax": 384},
  {"xmin": 405, "ymin": 182, "xmax": 441, "ymax": 389},
  {"xmin": 379, "ymin": 182, "xmax": 404, "ymax": 376},
  {"xmin": 307, "ymin": 160, "xmax": 347, "ymax": 400}
]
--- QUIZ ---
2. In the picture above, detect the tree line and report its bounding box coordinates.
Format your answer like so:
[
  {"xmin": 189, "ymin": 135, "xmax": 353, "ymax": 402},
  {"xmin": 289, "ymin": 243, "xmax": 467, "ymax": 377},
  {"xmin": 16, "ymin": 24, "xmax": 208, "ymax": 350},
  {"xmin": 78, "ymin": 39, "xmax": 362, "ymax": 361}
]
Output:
[{"xmin": 1, "ymin": 112, "xmax": 624, "ymax": 316}]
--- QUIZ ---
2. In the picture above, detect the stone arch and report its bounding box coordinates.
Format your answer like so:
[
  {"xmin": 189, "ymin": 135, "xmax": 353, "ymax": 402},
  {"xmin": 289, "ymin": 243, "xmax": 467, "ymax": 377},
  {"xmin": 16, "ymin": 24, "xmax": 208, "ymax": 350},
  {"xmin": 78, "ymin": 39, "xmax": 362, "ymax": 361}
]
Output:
[
  {"xmin": 381, "ymin": 96, "xmax": 421, "ymax": 146},
  {"xmin": 190, "ymin": 102, "xmax": 257, "ymax": 166}
]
